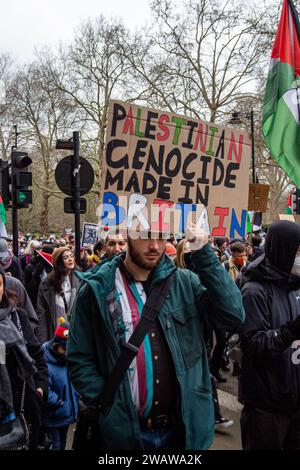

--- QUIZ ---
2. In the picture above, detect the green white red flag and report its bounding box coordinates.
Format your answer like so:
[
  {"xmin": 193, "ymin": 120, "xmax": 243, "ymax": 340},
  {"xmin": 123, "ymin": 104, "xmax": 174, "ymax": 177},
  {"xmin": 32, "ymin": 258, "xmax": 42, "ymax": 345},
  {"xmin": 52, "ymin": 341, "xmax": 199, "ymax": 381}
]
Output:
[
  {"xmin": 262, "ymin": 0, "xmax": 300, "ymax": 186},
  {"xmin": 0, "ymin": 194, "xmax": 6, "ymax": 225},
  {"xmin": 0, "ymin": 194, "xmax": 7, "ymax": 238},
  {"xmin": 284, "ymin": 191, "xmax": 293, "ymax": 214}
]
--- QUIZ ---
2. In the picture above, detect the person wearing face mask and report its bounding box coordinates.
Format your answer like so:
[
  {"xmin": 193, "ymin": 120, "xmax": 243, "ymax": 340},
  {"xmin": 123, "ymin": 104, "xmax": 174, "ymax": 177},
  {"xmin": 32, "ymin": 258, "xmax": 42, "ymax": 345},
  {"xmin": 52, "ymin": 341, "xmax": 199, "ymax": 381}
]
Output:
[
  {"xmin": 238, "ymin": 220, "xmax": 300, "ymax": 449},
  {"xmin": 223, "ymin": 242, "xmax": 248, "ymax": 282},
  {"xmin": 292, "ymin": 254, "xmax": 300, "ymax": 277}
]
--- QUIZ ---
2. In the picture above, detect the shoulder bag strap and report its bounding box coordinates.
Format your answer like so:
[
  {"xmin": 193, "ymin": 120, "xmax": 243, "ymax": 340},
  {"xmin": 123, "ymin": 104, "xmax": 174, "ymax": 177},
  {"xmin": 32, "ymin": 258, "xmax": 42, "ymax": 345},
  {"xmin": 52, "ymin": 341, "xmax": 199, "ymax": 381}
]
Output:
[
  {"xmin": 98, "ymin": 272, "xmax": 175, "ymax": 412},
  {"xmin": 14, "ymin": 311, "xmax": 27, "ymax": 415}
]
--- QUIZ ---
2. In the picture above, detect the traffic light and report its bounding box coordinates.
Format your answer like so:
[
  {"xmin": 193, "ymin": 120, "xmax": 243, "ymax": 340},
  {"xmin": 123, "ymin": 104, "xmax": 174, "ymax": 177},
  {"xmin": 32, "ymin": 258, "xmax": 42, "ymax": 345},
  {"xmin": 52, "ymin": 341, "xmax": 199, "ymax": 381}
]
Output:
[
  {"xmin": 292, "ymin": 187, "xmax": 300, "ymax": 214},
  {"xmin": 0, "ymin": 152, "xmax": 33, "ymax": 209},
  {"xmin": 11, "ymin": 150, "xmax": 32, "ymax": 209}
]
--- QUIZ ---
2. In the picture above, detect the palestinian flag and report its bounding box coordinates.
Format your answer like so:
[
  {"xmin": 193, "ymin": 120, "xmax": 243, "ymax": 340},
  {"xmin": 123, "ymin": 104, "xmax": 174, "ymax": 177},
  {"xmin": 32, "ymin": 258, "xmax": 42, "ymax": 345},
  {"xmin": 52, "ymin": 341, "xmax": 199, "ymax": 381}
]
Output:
[
  {"xmin": 246, "ymin": 211, "xmax": 262, "ymax": 233},
  {"xmin": 284, "ymin": 191, "xmax": 293, "ymax": 213},
  {"xmin": 0, "ymin": 194, "xmax": 6, "ymax": 225},
  {"xmin": 262, "ymin": 0, "xmax": 300, "ymax": 187},
  {"xmin": 246, "ymin": 212, "xmax": 253, "ymax": 234}
]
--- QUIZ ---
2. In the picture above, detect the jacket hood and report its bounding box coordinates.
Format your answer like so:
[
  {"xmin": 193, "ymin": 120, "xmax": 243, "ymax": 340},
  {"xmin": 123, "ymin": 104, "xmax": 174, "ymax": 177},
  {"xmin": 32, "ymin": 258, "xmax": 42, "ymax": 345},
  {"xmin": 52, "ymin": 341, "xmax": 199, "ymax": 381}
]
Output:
[
  {"xmin": 239, "ymin": 221, "xmax": 300, "ymax": 291},
  {"xmin": 250, "ymin": 245, "xmax": 265, "ymax": 262},
  {"xmin": 43, "ymin": 340, "xmax": 66, "ymax": 366},
  {"xmin": 264, "ymin": 220, "xmax": 300, "ymax": 273}
]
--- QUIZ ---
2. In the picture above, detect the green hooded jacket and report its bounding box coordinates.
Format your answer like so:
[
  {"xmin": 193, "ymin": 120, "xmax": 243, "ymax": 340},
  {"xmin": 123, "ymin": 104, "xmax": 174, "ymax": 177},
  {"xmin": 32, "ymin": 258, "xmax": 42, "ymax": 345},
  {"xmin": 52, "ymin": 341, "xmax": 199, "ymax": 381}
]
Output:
[{"xmin": 67, "ymin": 244, "xmax": 245, "ymax": 450}]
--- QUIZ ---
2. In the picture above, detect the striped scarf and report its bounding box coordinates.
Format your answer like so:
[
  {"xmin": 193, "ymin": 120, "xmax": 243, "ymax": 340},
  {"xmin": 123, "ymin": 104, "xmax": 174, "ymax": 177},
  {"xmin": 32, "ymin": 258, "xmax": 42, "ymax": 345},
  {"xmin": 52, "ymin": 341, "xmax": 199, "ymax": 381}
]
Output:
[{"xmin": 115, "ymin": 268, "xmax": 153, "ymax": 418}]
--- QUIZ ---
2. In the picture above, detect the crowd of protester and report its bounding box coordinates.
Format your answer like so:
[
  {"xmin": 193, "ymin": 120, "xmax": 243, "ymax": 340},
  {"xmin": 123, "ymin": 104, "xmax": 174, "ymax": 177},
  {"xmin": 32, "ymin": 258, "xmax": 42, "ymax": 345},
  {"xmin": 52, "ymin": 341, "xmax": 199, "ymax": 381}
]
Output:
[{"xmin": 1, "ymin": 221, "xmax": 300, "ymax": 451}]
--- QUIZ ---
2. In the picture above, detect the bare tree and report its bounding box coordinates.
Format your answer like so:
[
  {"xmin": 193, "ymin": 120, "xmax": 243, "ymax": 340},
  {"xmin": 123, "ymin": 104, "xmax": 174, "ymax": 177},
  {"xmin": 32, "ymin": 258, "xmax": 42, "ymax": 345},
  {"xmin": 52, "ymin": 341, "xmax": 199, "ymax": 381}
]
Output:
[
  {"xmin": 0, "ymin": 54, "xmax": 16, "ymax": 162},
  {"xmin": 121, "ymin": 0, "xmax": 268, "ymax": 122},
  {"xmin": 8, "ymin": 62, "xmax": 78, "ymax": 234},
  {"xmin": 38, "ymin": 17, "xmax": 133, "ymax": 189}
]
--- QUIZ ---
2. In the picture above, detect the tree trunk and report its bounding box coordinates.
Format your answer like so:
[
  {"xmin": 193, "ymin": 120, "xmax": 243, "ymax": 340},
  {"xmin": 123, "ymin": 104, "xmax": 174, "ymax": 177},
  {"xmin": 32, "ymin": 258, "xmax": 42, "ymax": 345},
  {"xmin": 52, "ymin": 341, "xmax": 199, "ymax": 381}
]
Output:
[{"xmin": 40, "ymin": 192, "xmax": 49, "ymax": 235}]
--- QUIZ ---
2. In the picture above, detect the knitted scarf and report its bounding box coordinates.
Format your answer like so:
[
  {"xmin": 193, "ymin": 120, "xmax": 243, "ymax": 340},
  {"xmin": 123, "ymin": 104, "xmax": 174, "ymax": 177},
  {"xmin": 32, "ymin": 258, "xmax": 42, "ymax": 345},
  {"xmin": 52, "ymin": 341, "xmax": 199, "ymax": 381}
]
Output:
[{"xmin": 55, "ymin": 271, "xmax": 80, "ymax": 321}]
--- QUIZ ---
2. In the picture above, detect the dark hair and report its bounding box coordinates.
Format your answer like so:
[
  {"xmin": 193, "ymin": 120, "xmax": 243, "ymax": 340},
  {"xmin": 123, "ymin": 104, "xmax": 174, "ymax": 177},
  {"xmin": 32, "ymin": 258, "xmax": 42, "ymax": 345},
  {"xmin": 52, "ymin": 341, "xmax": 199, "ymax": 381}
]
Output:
[
  {"xmin": 41, "ymin": 244, "xmax": 56, "ymax": 254},
  {"xmin": 214, "ymin": 237, "xmax": 226, "ymax": 248},
  {"xmin": 93, "ymin": 240, "xmax": 104, "ymax": 255},
  {"xmin": 47, "ymin": 251, "xmax": 79, "ymax": 294},
  {"xmin": 231, "ymin": 241, "xmax": 246, "ymax": 255},
  {"xmin": 0, "ymin": 289, "xmax": 21, "ymax": 308},
  {"xmin": 251, "ymin": 235, "xmax": 262, "ymax": 248},
  {"xmin": 230, "ymin": 238, "xmax": 243, "ymax": 246}
]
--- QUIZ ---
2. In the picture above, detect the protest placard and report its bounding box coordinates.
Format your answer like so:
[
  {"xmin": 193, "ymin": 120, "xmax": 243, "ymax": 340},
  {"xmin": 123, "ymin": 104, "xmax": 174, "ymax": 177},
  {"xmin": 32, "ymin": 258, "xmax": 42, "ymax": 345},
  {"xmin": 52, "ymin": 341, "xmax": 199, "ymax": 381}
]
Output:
[
  {"xmin": 248, "ymin": 184, "xmax": 270, "ymax": 212},
  {"xmin": 81, "ymin": 223, "xmax": 98, "ymax": 247},
  {"xmin": 99, "ymin": 100, "xmax": 251, "ymax": 237},
  {"xmin": 279, "ymin": 214, "xmax": 295, "ymax": 222}
]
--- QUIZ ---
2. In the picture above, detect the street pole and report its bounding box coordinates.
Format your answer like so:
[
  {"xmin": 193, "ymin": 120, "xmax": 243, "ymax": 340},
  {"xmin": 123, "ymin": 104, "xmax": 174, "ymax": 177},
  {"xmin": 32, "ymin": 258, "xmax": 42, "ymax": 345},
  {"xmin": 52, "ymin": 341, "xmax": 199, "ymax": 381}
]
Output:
[
  {"xmin": 73, "ymin": 131, "xmax": 81, "ymax": 265},
  {"xmin": 250, "ymin": 110, "xmax": 255, "ymax": 184},
  {"xmin": 12, "ymin": 125, "xmax": 18, "ymax": 257}
]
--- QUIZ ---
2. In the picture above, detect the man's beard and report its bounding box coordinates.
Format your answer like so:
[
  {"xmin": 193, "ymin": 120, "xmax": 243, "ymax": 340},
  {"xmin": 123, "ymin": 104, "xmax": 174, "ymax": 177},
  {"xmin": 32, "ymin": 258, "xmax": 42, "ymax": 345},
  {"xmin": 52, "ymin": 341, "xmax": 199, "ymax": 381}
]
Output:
[{"xmin": 128, "ymin": 238, "xmax": 163, "ymax": 270}]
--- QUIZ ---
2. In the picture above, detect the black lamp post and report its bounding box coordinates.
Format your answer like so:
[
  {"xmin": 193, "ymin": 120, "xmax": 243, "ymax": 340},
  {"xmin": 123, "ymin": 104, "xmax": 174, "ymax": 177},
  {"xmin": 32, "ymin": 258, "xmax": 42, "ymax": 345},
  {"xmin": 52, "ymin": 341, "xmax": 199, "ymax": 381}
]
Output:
[{"xmin": 229, "ymin": 110, "xmax": 256, "ymax": 184}]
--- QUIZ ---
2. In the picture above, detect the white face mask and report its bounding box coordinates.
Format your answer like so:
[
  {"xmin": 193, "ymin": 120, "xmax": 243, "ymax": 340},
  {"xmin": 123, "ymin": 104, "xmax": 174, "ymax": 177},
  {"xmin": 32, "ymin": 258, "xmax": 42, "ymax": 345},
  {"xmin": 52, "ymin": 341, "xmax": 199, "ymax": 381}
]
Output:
[{"xmin": 291, "ymin": 256, "xmax": 300, "ymax": 276}]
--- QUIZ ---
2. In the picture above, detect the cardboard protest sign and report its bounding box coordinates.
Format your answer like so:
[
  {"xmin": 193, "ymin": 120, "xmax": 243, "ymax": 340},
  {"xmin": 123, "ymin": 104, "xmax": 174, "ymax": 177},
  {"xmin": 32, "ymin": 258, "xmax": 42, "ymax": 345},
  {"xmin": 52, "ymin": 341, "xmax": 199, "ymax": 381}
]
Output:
[
  {"xmin": 99, "ymin": 100, "xmax": 251, "ymax": 237},
  {"xmin": 279, "ymin": 214, "xmax": 295, "ymax": 222},
  {"xmin": 248, "ymin": 184, "xmax": 270, "ymax": 212},
  {"xmin": 81, "ymin": 223, "xmax": 98, "ymax": 247}
]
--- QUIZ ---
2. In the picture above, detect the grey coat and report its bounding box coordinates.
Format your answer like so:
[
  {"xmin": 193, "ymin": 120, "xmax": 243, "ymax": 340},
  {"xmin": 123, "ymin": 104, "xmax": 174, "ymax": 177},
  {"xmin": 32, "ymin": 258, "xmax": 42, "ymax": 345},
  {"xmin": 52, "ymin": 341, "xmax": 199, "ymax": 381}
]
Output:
[
  {"xmin": 36, "ymin": 271, "xmax": 80, "ymax": 344},
  {"xmin": 5, "ymin": 275, "xmax": 38, "ymax": 330}
]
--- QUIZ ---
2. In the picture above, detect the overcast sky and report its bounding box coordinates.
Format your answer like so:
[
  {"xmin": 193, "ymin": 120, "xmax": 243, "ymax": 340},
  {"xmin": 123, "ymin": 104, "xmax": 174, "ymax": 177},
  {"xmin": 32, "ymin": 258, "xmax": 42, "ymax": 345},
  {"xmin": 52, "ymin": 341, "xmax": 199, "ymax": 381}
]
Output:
[{"xmin": 0, "ymin": 0, "xmax": 151, "ymax": 64}]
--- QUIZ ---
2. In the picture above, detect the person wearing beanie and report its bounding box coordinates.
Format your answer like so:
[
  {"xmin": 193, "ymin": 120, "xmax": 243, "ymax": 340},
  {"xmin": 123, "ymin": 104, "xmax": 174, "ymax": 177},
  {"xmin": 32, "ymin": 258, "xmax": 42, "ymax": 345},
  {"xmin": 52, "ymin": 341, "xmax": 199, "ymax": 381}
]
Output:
[
  {"xmin": 0, "ymin": 238, "xmax": 23, "ymax": 283},
  {"xmin": 36, "ymin": 246, "xmax": 80, "ymax": 344},
  {"xmin": 42, "ymin": 317, "xmax": 79, "ymax": 450},
  {"xmin": 239, "ymin": 220, "xmax": 300, "ymax": 449},
  {"xmin": 0, "ymin": 266, "xmax": 48, "ymax": 449}
]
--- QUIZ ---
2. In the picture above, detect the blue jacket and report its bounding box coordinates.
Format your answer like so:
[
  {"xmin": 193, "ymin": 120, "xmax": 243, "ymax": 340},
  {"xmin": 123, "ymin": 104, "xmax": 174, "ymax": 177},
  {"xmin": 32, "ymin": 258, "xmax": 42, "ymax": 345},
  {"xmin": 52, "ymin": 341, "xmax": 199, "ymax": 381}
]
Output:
[{"xmin": 42, "ymin": 341, "xmax": 79, "ymax": 428}]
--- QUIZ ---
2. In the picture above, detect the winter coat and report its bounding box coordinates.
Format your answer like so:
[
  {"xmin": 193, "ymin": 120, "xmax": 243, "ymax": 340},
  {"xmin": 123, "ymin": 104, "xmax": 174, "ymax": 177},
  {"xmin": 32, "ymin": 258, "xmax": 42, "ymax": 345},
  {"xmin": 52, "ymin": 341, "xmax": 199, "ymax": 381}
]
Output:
[
  {"xmin": 24, "ymin": 259, "xmax": 52, "ymax": 310},
  {"xmin": 42, "ymin": 341, "xmax": 78, "ymax": 428},
  {"xmin": 239, "ymin": 220, "xmax": 300, "ymax": 412},
  {"xmin": 5, "ymin": 275, "xmax": 38, "ymax": 330},
  {"xmin": 6, "ymin": 308, "xmax": 48, "ymax": 448},
  {"xmin": 67, "ymin": 245, "xmax": 245, "ymax": 450},
  {"xmin": 7, "ymin": 309, "xmax": 48, "ymax": 404},
  {"xmin": 36, "ymin": 271, "xmax": 80, "ymax": 344}
]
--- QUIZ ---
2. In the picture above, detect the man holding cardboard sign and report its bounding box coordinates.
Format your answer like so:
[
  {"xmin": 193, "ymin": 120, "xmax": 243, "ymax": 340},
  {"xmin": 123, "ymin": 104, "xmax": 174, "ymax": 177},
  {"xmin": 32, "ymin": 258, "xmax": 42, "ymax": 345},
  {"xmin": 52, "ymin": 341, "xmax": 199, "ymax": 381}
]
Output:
[{"xmin": 68, "ymin": 222, "xmax": 244, "ymax": 450}]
